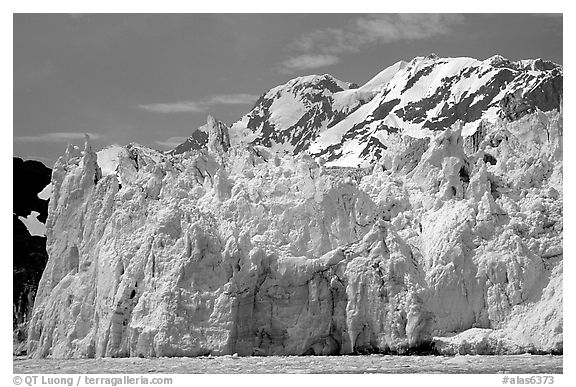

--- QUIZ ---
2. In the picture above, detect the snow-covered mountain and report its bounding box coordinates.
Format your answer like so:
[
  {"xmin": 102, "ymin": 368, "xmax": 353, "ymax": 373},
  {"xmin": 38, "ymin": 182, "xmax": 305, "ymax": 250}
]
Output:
[
  {"xmin": 230, "ymin": 74, "xmax": 360, "ymax": 154},
  {"xmin": 226, "ymin": 54, "xmax": 562, "ymax": 167}
]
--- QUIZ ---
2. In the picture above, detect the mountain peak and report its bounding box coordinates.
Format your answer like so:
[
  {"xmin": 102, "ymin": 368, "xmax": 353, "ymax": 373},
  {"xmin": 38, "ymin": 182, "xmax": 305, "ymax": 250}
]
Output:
[
  {"xmin": 169, "ymin": 115, "xmax": 231, "ymax": 156},
  {"xmin": 268, "ymin": 73, "xmax": 353, "ymax": 97},
  {"xmin": 485, "ymin": 54, "xmax": 511, "ymax": 67}
]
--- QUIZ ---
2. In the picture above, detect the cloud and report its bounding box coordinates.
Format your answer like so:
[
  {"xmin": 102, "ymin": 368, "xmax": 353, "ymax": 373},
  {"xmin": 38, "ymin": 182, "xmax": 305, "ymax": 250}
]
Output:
[
  {"xmin": 155, "ymin": 136, "xmax": 189, "ymax": 148},
  {"xmin": 280, "ymin": 14, "xmax": 465, "ymax": 73},
  {"xmin": 14, "ymin": 132, "xmax": 103, "ymax": 143},
  {"xmin": 139, "ymin": 93, "xmax": 259, "ymax": 114},
  {"xmin": 294, "ymin": 14, "xmax": 465, "ymax": 54},
  {"xmin": 279, "ymin": 54, "xmax": 340, "ymax": 74},
  {"xmin": 204, "ymin": 94, "xmax": 259, "ymax": 105},
  {"xmin": 139, "ymin": 102, "xmax": 205, "ymax": 113}
]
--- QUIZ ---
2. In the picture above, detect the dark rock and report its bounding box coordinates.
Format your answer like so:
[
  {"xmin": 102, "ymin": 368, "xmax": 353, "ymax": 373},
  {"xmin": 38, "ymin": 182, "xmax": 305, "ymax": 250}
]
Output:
[
  {"xmin": 499, "ymin": 70, "xmax": 562, "ymax": 122},
  {"xmin": 171, "ymin": 128, "xmax": 209, "ymax": 155},
  {"xmin": 13, "ymin": 157, "xmax": 51, "ymax": 354},
  {"xmin": 13, "ymin": 158, "xmax": 51, "ymax": 222}
]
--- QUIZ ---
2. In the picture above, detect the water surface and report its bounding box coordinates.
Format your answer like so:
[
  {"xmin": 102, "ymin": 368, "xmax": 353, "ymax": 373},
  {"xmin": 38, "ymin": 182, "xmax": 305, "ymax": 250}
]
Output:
[{"xmin": 13, "ymin": 354, "xmax": 562, "ymax": 374}]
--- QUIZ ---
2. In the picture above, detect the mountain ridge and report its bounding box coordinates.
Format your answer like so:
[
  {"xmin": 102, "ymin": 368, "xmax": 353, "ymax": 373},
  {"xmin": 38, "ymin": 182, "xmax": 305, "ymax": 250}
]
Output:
[
  {"xmin": 208, "ymin": 54, "xmax": 561, "ymax": 167},
  {"xmin": 166, "ymin": 54, "xmax": 561, "ymax": 169}
]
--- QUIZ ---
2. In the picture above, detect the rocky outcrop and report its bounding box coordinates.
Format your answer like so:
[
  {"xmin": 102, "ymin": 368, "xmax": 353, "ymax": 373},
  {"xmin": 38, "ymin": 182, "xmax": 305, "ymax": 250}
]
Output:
[
  {"xmin": 498, "ymin": 71, "xmax": 562, "ymax": 122},
  {"xmin": 27, "ymin": 106, "xmax": 562, "ymax": 358},
  {"xmin": 13, "ymin": 157, "xmax": 52, "ymax": 355}
]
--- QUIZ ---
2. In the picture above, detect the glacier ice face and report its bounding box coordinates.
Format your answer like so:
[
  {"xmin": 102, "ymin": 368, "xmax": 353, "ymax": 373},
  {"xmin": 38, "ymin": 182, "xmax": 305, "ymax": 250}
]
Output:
[{"xmin": 27, "ymin": 105, "xmax": 562, "ymax": 358}]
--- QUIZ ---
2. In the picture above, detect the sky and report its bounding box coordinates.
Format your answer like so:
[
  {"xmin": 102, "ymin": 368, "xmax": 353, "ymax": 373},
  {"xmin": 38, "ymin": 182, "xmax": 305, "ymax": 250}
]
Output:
[{"xmin": 13, "ymin": 13, "xmax": 563, "ymax": 166}]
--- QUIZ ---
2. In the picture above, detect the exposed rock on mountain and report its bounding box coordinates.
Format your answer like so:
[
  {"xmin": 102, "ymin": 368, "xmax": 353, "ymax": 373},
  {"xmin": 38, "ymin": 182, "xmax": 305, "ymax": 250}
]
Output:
[
  {"xmin": 13, "ymin": 157, "xmax": 52, "ymax": 355},
  {"xmin": 26, "ymin": 55, "xmax": 562, "ymax": 358}
]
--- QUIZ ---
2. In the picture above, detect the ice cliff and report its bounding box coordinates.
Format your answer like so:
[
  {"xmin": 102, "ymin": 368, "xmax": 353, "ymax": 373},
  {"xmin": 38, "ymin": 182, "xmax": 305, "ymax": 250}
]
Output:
[{"xmin": 26, "ymin": 107, "xmax": 562, "ymax": 358}]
